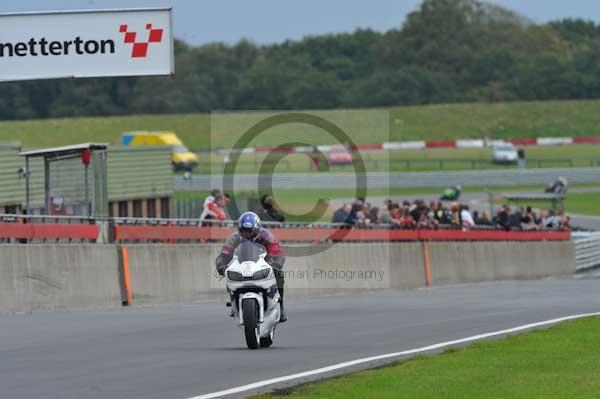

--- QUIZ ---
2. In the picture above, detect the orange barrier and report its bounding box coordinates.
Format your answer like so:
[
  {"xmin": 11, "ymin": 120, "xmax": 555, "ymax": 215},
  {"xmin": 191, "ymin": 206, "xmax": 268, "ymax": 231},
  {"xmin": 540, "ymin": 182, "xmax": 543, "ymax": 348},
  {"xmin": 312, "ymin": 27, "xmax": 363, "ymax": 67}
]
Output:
[
  {"xmin": 0, "ymin": 222, "xmax": 99, "ymax": 241},
  {"xmin": 112, "ymin": 225, "xmax": 570, "ymax": 243},
  {"xmin": 422, "ymin": 242, "xmax": 432, "ymax": 286},
  {"xmin": 119, "ymin": 246, "xmax": 133, "ymax": 306}
]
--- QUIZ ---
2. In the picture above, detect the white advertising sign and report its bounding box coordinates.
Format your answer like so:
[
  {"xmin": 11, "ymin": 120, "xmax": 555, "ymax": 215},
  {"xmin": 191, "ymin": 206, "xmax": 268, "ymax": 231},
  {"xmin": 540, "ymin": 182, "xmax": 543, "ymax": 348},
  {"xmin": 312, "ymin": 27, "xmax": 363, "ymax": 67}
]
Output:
[{"xmin": 0, "ymin": 8, "xmax": 173, "ymax": 81}]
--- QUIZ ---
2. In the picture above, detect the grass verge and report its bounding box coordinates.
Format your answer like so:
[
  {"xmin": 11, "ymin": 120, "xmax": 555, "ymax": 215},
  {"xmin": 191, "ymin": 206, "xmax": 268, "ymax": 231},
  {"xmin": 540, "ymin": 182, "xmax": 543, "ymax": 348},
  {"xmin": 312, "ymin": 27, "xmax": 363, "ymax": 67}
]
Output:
[
  {"xmin": 253, "ymin": 316, "xmax": 600, "ymax": 399},
  {"xmin": 4, "ymin": 99, "xmax": 600, "ymax": 150}
]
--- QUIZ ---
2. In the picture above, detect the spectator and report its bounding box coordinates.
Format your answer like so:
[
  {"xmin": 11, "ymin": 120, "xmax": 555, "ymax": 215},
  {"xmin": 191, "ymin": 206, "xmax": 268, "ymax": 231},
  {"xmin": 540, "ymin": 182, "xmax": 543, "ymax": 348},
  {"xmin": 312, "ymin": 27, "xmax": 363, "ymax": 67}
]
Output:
[
  {"xmin": 521, "ymin": 206, "xmax": 536, "ymax": 230},
  {"xmin": 559, "ymin": 213, "xmax": 571, "ymax": 230},
  {"xmin": 389, "ymin": 203, "xmax": 403, "ymax": 227},
  {"xmin": 545, "ymin": 210, "xmax": 561, "ymax": 229},
  {"xmin": 536, "ymin": 210, "xmax": 546, "ymax": 228},
  {"xmin": 310, "ymin": 146, "xmax": 320, "ymax": 171},
  {"xmin": 460, "ymin": 205, "xmax": 475, "ymax": 228},
  {"xmin": 347, "ymin": 200, "xmax": 364, "ymax": 225},
  {"xmin": 518, "ymin": 148, "xmax": 526, "ymax": 169},
  {"xmin": 378, "ymin": 205, "xmax": 392, "ymax": 225},
  {"xmin": 426, "ymin": 203, "xmax": 440, "ymax": 229},
  {"xmin": 494, "ymin": 205, "xmax": 511, "ymax": 230},
  {"xmin": 355, "ymin": 206, "xmax": 370, "ymax": 227},
  {"xmin": 368, "ymin": 206, "xmax": 380, "ymax": 224},
  {"xmin": 478, "ymin": 211, "xmax": 493, "ymax": 226},
  {"xmin": 433, "ymin": 202, "xmax": 451, "ymax": 225},
  {"xmin": 332, "ymin": 203, "xmax": 353, "ymax": 225},
  {"xmin": 398, "ymin": 209, "xmax": 416, "ymax": 229},
  {"xmin": 258, "ymin": 194, "xmax": 285, "ymax": 222},
  {"xmin": 200, "ymin": 188, "xmax": 222, "ymax": 221},
  {"xmin": 450, "ymin": 202, "xmax": 461, "ymax": 226},
  {"xmin": 202, "ymin": 193, "xmax": 228, "ymax": 222},
  {"xmin": 383, "ymin": 199, "xmax": 392, "ymax": 211},
  {"xmin": 410, "ymin": 200, "xmax": 425, "ymax": 221},
  {"xmin": 509, "ymin": 206, "xmax": 523, "ymax": 229}
]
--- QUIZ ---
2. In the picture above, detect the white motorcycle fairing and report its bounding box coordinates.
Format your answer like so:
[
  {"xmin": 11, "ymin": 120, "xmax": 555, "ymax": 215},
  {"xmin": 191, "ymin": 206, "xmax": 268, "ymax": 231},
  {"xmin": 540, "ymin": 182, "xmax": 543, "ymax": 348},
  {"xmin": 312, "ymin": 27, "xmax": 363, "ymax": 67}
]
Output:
[{"xmin": 225, "ymin": 251, "xmax": 281, "ymax": 345}]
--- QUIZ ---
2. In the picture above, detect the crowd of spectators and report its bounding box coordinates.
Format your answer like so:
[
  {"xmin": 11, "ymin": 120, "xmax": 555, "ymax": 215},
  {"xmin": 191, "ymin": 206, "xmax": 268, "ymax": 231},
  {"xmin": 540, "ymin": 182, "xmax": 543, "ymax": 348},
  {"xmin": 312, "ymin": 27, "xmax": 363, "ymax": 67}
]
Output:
[
  {"xmin": 200, "ymin": 188, "xmax": 570, "ymax": 231},
  {"xmin": 331, "ymin": 198, "xmax": 571, "ymax": 231}
]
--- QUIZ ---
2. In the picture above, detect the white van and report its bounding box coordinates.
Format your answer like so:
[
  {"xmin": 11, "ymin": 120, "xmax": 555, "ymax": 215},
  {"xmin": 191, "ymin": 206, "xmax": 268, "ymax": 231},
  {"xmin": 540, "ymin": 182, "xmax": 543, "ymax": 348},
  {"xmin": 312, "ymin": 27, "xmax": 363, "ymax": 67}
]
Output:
[{"xmin": 492, "ymin": 143, "xmax": 518, "ymax": 164}]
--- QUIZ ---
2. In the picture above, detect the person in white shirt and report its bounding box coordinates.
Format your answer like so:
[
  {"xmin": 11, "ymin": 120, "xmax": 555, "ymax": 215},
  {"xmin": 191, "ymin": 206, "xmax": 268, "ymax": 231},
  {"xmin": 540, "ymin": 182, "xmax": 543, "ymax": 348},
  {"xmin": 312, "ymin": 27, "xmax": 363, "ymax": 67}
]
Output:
[
  {"xmin": 200, "ymin": 188, "xmax": 222, "ymax": 221},
  {"xmin": 460, "ymin": 204, "xmax": 475, "ymax": 228}
]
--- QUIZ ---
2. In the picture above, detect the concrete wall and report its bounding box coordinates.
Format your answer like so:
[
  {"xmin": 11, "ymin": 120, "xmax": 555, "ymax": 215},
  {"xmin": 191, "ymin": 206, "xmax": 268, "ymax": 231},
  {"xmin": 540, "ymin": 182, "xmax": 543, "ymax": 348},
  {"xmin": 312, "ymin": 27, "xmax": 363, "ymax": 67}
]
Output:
[
  {"xmin": 0, "ymin": 245, "xmax": 120, "ymax": 313},
  {"xmin": 0, "ymin": 241, "xmax": 577, "ymax": 312},
  {"xmin": 125, "ymin": 245, "xmax": 223, "ymax": 305},
  {"xmin": 275, "ymin": 243, "xmax": 425, "ymax": 297},
  {"xmin": 124, "ymin": 243, "xmax": 426, "ymax": 304},
  {"xmin": 427, "ymin": 241, "xmax": 576, "ymax": 286}
]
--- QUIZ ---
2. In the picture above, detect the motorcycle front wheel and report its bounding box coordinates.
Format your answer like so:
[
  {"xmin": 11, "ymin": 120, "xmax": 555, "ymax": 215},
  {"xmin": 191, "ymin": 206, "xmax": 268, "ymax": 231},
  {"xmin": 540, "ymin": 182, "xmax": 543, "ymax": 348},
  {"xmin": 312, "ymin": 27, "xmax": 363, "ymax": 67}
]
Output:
[{"xmin": 242, "ymin": 299, "xmax": 260, "ymax": 349}]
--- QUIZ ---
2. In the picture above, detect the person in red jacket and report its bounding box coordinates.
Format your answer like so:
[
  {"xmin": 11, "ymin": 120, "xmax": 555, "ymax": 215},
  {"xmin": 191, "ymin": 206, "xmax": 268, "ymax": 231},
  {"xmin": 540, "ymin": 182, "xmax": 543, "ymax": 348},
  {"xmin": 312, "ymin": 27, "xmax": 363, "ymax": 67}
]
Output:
[
  {"xmin": 202, "ymin": 193, "xmax": 228, "ymax": 222},
  {"xmin": 215, "ymin": 211, "xmax": 287, "ymax": 322}
]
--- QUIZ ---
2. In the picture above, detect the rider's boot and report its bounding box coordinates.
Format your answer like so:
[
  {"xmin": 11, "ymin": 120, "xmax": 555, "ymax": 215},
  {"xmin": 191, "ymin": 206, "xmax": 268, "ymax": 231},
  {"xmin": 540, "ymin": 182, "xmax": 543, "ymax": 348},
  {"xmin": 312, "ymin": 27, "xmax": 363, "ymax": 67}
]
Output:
[
  {"xmin": 278, "ymin": 286, "xmax": 287, "ymax": 322},
  {"xmin": 279, "ymin": 300, "xmax": 287, "ymax": 323}
]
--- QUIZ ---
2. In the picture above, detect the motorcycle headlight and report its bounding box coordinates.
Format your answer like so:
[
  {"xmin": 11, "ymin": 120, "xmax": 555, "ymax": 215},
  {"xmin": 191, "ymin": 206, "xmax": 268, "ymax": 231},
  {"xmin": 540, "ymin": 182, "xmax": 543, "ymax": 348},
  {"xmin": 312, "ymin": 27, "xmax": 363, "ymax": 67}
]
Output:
[
  {"xmin": 252, "ymin": 268, "xmax": 271, "ymax": 280},
  {"xmin": 227, "ymin": 270, "xmax": 244, "ymax": 281}
]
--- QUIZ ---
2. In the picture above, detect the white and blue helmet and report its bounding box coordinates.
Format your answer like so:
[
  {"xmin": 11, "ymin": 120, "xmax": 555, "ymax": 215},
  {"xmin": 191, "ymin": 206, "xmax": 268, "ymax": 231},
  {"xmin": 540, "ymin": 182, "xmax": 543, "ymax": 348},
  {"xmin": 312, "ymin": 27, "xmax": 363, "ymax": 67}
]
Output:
[{"xmin": 238, "ymin": 211, "xmax": 261, "ymax": 239}]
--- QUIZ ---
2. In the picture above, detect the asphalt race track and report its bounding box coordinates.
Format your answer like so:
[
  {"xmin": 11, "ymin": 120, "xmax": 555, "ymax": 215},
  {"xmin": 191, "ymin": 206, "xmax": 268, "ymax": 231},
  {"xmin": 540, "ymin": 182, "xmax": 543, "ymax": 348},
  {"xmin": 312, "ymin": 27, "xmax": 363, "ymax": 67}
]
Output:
[{"xmin": 1, "ymin": 278, "xmax": 599, "ymax": 399}]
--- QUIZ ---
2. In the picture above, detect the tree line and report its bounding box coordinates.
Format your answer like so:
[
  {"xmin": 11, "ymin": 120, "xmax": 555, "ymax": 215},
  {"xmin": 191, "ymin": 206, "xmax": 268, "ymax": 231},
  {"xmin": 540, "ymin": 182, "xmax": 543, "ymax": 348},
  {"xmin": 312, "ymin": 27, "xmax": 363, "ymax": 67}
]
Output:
[{"xmin": 2, "ymin": 0, "xmax": 600, "ymax": 120}]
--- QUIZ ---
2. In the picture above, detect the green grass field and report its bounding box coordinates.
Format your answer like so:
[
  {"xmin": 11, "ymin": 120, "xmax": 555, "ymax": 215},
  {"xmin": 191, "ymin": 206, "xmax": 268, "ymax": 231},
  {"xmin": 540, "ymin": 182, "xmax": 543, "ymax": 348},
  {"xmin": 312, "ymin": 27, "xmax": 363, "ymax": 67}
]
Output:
[
  {"xmin": 254, "ymin": 316, "xmax": 600, "ymax": 399},
  {"xmin": 565, "ymin": 192, "xmax": 600, "ymax": 216},
  {"xmin": 4, "ymin": 99, "xmax": 600, "ymax": 150},
  {"xmin": 515, "ymin": 191, "xmax": 600, "ymax": 217}
]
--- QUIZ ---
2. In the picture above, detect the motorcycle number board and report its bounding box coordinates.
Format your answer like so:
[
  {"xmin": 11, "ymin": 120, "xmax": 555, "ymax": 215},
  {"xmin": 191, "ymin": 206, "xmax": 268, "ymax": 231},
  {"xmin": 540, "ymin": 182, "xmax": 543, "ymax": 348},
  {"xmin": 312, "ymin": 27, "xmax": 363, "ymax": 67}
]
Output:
[
  {"xmin": 0, "ymin": 8, "xmax": 173, "ymax": 82},
  {"xmin": 242, "ymin": 263, "xmax": 253, "ymax": 276}
]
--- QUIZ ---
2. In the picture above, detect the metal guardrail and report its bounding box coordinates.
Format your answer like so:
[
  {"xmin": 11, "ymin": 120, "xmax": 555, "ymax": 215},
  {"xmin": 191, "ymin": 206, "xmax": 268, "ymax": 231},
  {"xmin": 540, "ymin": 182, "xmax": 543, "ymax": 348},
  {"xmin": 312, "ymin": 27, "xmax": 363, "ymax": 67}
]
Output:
[
  {"xmin": 0, "ymin": 214, "xmax": 96, "ymax": 224},
  {"xmin": 0, "ymin": 214, "xmax": 572, "ymax": 244},
  {"xmin": 175, "ymin": 167, "xmax": 600, "ymax": 191},
  {"xmin": 0, "ymin": 214, "xmax": 99, "ymax": 243},
  {"xmin": 572, "ymin": 232, "xmax": 600, "ymax": 271}
]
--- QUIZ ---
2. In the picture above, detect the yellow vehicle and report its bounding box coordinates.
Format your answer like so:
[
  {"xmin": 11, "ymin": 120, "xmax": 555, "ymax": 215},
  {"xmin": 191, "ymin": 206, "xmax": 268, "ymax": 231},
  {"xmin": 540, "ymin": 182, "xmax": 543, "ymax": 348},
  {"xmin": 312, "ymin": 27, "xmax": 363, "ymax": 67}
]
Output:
[{"xmin": 121, "ymin": 131, "xmax": 199, "ymax": 171}]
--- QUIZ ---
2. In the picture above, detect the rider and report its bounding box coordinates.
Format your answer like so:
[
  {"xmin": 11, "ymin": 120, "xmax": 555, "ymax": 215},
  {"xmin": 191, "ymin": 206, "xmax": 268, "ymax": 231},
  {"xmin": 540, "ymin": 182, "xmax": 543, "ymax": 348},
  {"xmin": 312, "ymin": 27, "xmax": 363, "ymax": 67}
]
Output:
[{"xmin": 215, "ymin": 211, "xmax": 287, "ymax": 322}]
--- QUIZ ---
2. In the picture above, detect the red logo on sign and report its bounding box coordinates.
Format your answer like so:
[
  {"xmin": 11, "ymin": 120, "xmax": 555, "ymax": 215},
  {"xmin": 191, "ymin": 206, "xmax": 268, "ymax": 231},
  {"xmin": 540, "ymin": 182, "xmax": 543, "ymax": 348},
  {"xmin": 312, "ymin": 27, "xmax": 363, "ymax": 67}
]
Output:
[{"xmin": 119, "ymin": 23, "xmax": 164, "ymax": 58}]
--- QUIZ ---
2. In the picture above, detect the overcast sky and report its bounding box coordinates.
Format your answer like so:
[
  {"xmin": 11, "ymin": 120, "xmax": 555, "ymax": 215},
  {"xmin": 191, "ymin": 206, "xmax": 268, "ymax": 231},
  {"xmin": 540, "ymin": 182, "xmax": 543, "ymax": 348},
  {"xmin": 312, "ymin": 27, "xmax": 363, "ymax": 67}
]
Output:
[{"xmin": 2, "ymin": 1, "xmax": 599, "ymax": 45}]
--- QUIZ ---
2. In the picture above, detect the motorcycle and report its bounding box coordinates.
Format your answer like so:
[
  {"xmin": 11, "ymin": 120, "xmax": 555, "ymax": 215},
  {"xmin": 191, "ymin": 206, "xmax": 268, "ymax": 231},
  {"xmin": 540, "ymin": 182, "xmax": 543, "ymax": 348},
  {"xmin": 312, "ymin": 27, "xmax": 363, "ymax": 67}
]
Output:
[{"xmin": 224, "ymin": 241, "xmax": 281, "ymax": 349}]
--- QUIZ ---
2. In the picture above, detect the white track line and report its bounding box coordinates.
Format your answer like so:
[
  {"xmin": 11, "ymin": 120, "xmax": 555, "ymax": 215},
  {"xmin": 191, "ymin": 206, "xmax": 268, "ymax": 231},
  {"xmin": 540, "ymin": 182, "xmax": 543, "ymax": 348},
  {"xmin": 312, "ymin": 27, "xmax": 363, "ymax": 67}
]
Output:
[{"xmin": 187, "ymin": 312, "xmax": 600, "ymax": 399}]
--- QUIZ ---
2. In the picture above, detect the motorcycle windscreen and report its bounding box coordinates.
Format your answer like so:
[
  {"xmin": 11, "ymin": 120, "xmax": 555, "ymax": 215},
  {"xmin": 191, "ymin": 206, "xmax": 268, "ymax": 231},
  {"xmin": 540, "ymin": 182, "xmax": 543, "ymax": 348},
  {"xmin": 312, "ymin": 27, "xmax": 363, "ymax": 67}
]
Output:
[{"xmin": 235, "ymin": 241, "xmax": 266, "ymax": 262}]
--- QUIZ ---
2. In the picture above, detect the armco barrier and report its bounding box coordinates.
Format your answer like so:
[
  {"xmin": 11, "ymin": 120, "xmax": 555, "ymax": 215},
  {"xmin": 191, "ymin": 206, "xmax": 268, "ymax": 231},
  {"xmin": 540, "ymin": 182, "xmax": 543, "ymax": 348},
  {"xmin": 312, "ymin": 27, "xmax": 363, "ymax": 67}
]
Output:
[
  {"xmin": 112, "ymin": 224, "xmax": 570, "ymax": 243},
  {"xmin": 0, "ymin": 221, "xmax": 99, "ymax": 242},
  {"xmin": 0, "ymin": 245, "xmax": 120, "ymax": 313}
]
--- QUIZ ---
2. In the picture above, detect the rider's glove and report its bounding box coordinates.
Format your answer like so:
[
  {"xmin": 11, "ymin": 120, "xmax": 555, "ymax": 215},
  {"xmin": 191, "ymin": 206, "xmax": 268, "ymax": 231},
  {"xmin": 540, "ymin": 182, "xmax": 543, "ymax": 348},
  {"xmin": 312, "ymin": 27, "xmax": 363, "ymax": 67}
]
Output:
[{"xmin": 216, "ymin": 267, "xmax": 226, "ymax": 277}]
